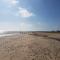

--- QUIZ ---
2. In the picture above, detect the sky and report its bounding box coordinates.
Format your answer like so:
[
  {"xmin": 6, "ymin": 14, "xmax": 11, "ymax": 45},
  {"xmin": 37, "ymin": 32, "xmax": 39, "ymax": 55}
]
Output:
[{"xmin": 0, "ymin": 0, "xmax": 60, "ymax": 32}]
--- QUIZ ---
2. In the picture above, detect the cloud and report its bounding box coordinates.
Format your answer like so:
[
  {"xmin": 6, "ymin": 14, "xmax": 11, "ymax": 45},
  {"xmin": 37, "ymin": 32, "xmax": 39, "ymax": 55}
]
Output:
[
  {"xmin": 9, "ymin": 0, "xmax": 18, "ymax": 5},
  {"xmin": 20, "ymin": 22, "xmax": 32, "ymax": 31},
  {"xmin": 2, "ymin": 0, "xmax": 35, "ymax": 18},
  {"xmin": 3, "ymin": 0, "xmax": 19, "ymax": 7},
  {"xmin": 18, "ymin": 7, "xmax": 34, "ymax": 18},
  {"xmin": 0, "ymin": 22, "xmax": 20, "ymax": 31}
]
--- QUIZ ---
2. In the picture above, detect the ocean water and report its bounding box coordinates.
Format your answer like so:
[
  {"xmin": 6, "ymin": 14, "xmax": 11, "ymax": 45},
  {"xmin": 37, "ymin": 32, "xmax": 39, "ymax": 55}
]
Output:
[
  {"xmin": 0, "ymin": 30, "xmax": 16, "ymax": 37},
  {"xmin": 0, "ymin": 34, "xmax": 15, "ymax": 37}
]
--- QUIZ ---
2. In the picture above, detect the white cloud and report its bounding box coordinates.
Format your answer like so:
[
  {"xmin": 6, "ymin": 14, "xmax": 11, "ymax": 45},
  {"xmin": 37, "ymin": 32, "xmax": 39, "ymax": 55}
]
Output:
[
  {"xmin": 20, "ymin": 22, "xmax": 32, "ymax": 31},
  {"xmin": 0, "ymin": 22, "xmax": 20, "ymax": 31},
  {"xmin": 18, "ymin": 7, "xmax": 34, "ymax": 18},
  {"xmin": 3, "ymin": 0, "xmax": 19, "ymax": 7},
  {"xmin": 2, "ymin": 0, "xmax": 35, "ymax": 18}
]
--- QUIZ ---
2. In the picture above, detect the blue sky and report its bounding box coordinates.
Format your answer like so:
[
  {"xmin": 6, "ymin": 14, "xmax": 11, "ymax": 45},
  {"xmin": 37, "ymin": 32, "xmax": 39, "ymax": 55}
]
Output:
[{"xmin": 0, "ymin": 0, "xmax": 60, "ymax": 31}]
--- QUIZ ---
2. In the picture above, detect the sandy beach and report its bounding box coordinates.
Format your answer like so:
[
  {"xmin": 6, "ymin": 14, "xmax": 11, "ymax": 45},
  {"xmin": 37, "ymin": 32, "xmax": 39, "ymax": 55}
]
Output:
[{"xmin": 0, "ymin": 32, "xmax": 60, "ymax": 60}]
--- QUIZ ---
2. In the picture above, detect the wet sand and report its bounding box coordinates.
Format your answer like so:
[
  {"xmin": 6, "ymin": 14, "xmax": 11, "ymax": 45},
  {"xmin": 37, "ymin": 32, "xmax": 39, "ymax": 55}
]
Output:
[{"xmin": 0, "ymin": 32, "xmax": 60, "ymax": 60}]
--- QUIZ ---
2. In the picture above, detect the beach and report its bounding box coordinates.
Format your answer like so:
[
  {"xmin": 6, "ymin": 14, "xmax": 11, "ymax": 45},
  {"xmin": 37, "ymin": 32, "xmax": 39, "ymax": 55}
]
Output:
[{"xmin": 0, "ymin": 32, "xmax": 60, "ymax": 60}]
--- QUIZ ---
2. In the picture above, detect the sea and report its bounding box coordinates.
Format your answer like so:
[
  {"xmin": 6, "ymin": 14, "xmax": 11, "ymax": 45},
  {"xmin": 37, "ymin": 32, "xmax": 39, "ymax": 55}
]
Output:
[{"xmin": 0, "ymin": 30, "xmax": 17, "ymax": 37}]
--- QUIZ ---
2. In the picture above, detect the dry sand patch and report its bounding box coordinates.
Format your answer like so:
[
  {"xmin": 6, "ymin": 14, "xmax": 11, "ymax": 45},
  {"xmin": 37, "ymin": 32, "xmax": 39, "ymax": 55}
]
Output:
[{"xmin": 0, "ymin": 32, "xmax": 60, "ymax": 60}]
